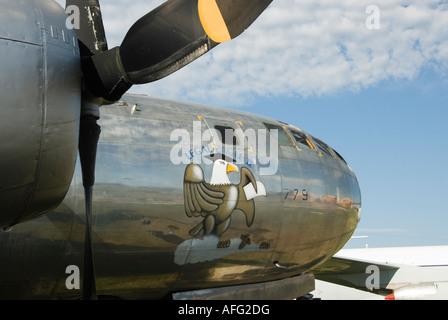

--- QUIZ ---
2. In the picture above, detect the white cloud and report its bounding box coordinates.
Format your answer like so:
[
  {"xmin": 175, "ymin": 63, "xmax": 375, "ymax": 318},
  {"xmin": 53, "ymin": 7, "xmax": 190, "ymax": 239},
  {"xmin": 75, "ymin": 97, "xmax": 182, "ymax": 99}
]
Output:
[{"xmin": 56, "ymin": 0, "xmax": 448, "ymax": 106}]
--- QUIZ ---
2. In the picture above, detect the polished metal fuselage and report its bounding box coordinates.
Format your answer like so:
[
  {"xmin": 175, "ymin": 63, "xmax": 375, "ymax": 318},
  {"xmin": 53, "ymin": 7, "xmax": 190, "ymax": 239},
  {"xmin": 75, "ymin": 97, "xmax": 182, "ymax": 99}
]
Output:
[
  {"xmin": 0, "ymin": 93, "xmax": 361, "ymax": 299},
  {"xmin": 0, "ymin": 0, "xmax": 361, "ymax": 300}
]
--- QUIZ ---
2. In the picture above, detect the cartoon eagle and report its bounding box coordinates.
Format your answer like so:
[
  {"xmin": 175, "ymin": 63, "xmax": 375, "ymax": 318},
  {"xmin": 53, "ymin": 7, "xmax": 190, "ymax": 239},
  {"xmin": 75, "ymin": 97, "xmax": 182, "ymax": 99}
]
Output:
[{"xmin": 183, "ymin": 160, "xmax": 266, "ymax": 237}]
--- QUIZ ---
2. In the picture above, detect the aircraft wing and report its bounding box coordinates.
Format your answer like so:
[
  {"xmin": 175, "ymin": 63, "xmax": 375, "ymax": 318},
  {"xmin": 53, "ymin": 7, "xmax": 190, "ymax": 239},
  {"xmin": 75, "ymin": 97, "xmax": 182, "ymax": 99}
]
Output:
[{"xmin": 312, "ymin": 246, "xmax": 448, "ymax": 300}]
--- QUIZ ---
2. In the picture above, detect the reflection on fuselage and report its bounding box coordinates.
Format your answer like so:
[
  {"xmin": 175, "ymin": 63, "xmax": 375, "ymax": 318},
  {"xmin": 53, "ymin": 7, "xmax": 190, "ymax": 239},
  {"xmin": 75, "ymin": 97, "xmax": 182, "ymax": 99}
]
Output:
[{"xmin": 0, "ymin": 94, "xmax": 360, "ymax": 299}]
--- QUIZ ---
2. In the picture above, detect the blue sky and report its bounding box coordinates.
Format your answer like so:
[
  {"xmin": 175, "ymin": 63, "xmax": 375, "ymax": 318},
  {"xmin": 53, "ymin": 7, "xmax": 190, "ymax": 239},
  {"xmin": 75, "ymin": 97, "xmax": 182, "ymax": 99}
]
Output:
[
  {"xmin": 257, "ymin": 72, "xmax": 448, "ymax": 248},
  {"xmin": 57, "ymin": 0, "xmax": 448, "ymax": 248}
]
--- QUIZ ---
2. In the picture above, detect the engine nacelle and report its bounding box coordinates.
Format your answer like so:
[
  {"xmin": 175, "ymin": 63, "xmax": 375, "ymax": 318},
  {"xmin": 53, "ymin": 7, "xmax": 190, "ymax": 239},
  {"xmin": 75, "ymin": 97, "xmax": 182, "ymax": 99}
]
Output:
[
  {"xmin": 0, "ymin": 0, "xmax": 81, "ymax": 227},
  {"xmin": 386, "ymin": 282, "xmax": 448, "ymax": 300}
]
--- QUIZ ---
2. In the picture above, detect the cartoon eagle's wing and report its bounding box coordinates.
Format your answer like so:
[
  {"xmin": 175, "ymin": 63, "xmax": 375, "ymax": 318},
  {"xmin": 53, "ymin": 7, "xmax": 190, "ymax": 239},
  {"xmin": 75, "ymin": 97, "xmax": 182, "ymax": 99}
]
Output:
[
  {"xmin": 183, "ymin": 164, "xmax": 225, "ymax": 217},
  {"xmin": 236, "ymin": 167, "xmax": 257, "ymax": 227}
]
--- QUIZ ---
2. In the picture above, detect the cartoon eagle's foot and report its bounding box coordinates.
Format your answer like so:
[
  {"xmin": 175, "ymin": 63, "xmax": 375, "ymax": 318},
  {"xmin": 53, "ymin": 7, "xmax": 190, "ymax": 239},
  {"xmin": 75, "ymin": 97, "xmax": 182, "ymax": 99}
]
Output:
[
  {"xmin": 189, "ymin": 215, "xmax": 217, "ymax": 238},
  {"xmin": 203, "ymin": 215, "xmax": 216, "ymax": 235},
  {"xmin": 189, "ymin": 222, "xmax": 203, "ymax": 238},
  {"xmin": 215, "ymin": 217, "xmax": 231, "ymax": 236}
]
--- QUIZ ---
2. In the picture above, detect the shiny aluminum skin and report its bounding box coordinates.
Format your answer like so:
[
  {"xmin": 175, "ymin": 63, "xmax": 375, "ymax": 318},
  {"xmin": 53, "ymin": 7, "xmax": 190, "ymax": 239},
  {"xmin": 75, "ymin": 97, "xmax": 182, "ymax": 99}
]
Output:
[
  {"xmin": 0, "ymin": 0, "xmax": 81, "ymax": 227},
  {"xmin": 0, "ymin": 0, "xmax": 361, "ymax": 300},
  {"xmin": 0, "ymin": 93, "xmax": 361, "ymax": 299}
]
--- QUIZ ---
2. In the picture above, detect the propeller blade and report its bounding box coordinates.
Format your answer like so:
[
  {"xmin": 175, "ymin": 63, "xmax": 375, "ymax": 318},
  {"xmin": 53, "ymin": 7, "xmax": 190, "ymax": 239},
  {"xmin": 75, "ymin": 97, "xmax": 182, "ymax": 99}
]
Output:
[
  {"xmin": 121, "ymin": 0, "xmax": 272, "ymax": 84},
  {"xmin": 78, "ymin": 117, "xmax": 101, "ymax": 300},
  {"xmin": 69, "ymin": 0, "xmax": 271, "ymax": 300},
  {"xmin": 66, "ymin": 1, "xmax": 106, "ymax": 299},
  {"xmin": 198, "ymin": 0, "xmax": 273, "ymax": 43},
  {"xmin": 82, "ymin": 185, "xmax": 97, "ymax": 300},
  {"xmin": 66, "ymin": 0, "xmax": 108, "ymax": 55},
  {"xmin": 120, "ymin": 0, "xmax": 208, "ymax": 85},
  {"xmin": 82, "ymin": 0, "xmax": 272, "ymax": 102}
]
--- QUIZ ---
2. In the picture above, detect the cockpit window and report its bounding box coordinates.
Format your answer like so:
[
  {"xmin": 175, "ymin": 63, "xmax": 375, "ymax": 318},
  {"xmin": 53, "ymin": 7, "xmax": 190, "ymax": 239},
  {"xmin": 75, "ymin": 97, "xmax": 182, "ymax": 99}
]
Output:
[
  {"xmin": 332, "ymin": 148, "xmax": 348, "ymax": 164},
  {"xmin": 264, "ymin": 123, "xmax": 293, "ymax": 146},
  {"xmin": 215, "ymin": 125, "xmax": 237, "ymax": 146},
  {"xmin": 311, "ymin": 136, "xmax": 332, "ymax": 156},
  {"xmin": 289, "ymin": 130, "xmax": 315, "ymax": 150}
]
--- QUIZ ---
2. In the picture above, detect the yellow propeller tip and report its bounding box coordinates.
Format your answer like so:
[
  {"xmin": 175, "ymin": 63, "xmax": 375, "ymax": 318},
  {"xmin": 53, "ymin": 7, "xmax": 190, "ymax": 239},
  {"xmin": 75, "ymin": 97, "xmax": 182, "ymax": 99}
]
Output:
[{"xmin": 198, "ymin": 0, "xmax": 232, "ymax": 43}]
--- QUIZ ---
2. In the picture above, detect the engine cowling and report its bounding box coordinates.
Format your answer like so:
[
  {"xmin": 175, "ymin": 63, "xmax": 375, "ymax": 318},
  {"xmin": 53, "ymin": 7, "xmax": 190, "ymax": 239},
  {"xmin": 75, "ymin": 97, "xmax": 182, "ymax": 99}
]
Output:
[
  {"xmin": 386, "ymin": 282, "xmax": 448, "ymax": 300},
  {"xmin": 0, "ymin": 0, "xmax": 81, "ymax": 227}
]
